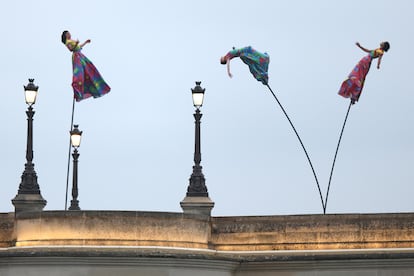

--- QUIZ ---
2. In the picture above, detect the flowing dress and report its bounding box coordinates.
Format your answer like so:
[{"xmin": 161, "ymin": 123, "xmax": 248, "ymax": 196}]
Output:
[
  {"xmin": 224, "ymin": 46, "xmax": 270, "ymax": 85},
  {"xmin": 66, "ymin": 39, "xmax": 110, "ymax": 102},
  {"xmin": 338, "ymin": 48, "xmax": 383, "ymax": 102}
]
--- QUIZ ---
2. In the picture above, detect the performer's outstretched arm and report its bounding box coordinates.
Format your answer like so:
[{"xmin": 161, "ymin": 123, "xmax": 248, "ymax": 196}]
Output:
[
  {"xmin": 221, "ymin": 48, "xmax": 242, "ymax": 78},
  {"xmin": 356, "ymin": 42, "xmax": 371, "ymax": 53},
  {"xmin": 227, "ymin": 59, "xmax": 233, "ymax": 78},
  {"xmin": 79, "ymin": 39, "xmax": 91, "ymax": 48},
  {"xmin": 377, "ymin": 54, "xmax": 383, "ymax": 69}
]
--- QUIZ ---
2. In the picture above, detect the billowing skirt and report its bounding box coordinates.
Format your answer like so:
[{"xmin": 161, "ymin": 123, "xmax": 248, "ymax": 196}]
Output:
[
  {"xmin": 240, "ymin": 46, "xmax": 270, "ymax": 85},
  {"xmin": 338, "ymin": 55, "xmax": 372, "ymax": 102},
  {"xmin": 72, "ymin": 51, "xmax": 110, "ymax": 102}
]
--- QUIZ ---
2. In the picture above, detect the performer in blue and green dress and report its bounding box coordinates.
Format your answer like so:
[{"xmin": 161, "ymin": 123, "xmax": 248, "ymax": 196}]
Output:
[
  {"xmin": 220, "ymin": 46, "xmax": 270, "ymax": 85},
  {"xmin": 61, "ymin": 30, "xmax": 110, "ymax": 102}
]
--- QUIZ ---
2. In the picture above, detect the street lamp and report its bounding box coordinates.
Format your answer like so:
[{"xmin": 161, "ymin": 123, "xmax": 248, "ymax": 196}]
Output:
[
  {"xmin": 24, "ymin": 79, "xmax": 38, "ymax": 106},
  {"xmin": 186, "ymin": 81, "xmax": 208, "ymax": 197},
  {"xmin": 192, "ymin": 81, "xmax": 205, "ymax": 108},
  {"xmin": 12, "ymin": 79, "xmax": 47, "ymax": 213},
  {"xmin": 69, "ymin": 124, "xmax": 82, "ymax": 210},
  {"xmin": 180, "ymin": 81, "xmax": 214, "ymax": 216}
]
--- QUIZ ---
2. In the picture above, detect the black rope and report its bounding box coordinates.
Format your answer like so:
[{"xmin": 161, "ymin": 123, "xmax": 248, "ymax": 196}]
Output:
[
  {"xmin": 65, "ymin": 98, "xmax": 76, "ymax": 210},
  {"xmin": 324, "ymin": 100, "xmax": 352, "ymax": 214},
  {"xmin": 266, "ymin": 84, "xmax": 325, "ymax": 212}
]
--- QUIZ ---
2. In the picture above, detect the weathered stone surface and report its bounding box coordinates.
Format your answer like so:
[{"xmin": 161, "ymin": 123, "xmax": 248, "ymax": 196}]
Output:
[
  {"xmin": 12, "ymin": 211, "xmax": 212, "ymax": 248},
  {"xmin": 2, "ymin": 212, "xmax": 414, "ymax": 275},
  {"xmin": 1, "ymin": 211, "xmax": 414, "ymax": 251},
  {"xmin": 0, "ymin": 213, "xmax": 14, "ymax": 247},
  {"xmin": 180, "ymin": 196, "xmax": 214, "ymax": 216},
  {"xmin": 210, "ymin": 213, "xmax": 414, "ymax": 250}
]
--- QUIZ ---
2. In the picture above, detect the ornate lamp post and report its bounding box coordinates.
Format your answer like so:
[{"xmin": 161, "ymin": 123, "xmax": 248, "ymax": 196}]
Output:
[
  {"xmin": 187, "ymin": 81, "xmax": 208, "ymax": 197},
  {"xmin": 180, "ymin": 81, "xmax": 214, "ymax": 216},
  {"xmin": 12, "ymin": 79, "xmax": 47, "ymax": 213},
  {"xmin": 69, "ymin": 125, "xmax": 82, "ymax": 210}
]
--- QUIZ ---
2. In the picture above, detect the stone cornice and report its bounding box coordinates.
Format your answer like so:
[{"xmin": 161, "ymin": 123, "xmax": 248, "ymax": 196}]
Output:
[{"xmin": 2, "ymin": 211, "xmax": 414, "ymax": 252}]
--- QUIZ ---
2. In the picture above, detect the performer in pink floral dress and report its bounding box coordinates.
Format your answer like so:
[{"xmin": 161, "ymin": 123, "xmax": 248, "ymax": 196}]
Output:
[{"xmin": 338, "ymin": 41, "xmax": 390, "ymax": 104}]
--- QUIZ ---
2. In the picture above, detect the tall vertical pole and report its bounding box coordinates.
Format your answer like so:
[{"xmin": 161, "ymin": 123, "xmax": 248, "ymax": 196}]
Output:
[
  {"xmin": 187, "ymin": 108, "xmax": 208, "ymax": 197},
  {"xmin": 17, "ymin": 105, "xmax": 41, "ymax": 194},
  {"xmin": 12, "ymin": 79, "xmax": 47, "ymax": 212},
  {"xmin": 69, "ymin": 148, "xmax": 80, "ymax": 210},
  {"xmin": 181, "ymin": 81, "xmax": 214, "ymax": 216},
  {"xmin": 65, "ymin": 98, "xmax": 76, "ymax": 210}
]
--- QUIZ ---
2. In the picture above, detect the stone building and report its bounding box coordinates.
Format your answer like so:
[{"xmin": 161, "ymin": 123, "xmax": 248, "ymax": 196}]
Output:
[{"xmin": 2, "ymin": 210, "xmax": 414, "ymax": 275}]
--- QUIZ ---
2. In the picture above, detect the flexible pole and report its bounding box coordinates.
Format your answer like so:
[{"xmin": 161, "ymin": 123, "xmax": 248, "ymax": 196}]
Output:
[
  {"xmin": 266, "ymin": 84, "xmax": 325, "ymax": 212},
  {"xmin": 65, "ymin": 98, "xmax": 76, "ymax": 210},
  {"xmin": 324, "ymin": 100, "xmax": 352, "ymax": 214}
]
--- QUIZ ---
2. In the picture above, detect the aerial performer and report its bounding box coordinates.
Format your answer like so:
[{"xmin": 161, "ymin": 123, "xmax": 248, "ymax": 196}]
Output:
[
  {"xmin": 220, "ymin": 46, "xmax": 324, "ymax": 212},
  {"xmin": 325, "ymin": 41, "xmax": 390, "ymax": 214},
  {"xmin": 220, "ymin": 46, "xmax": 270, "ymax": 84},
  {"xmin": 338, "ymin": 41, "xmax": 390, "ymax": 104},
  {"xmin": 61, "ymin": 30, "xmax": 111, "ymax": 102},
  {"xmin": 61, "ymin": 30, "xmax": 111, "ymax": 211}
]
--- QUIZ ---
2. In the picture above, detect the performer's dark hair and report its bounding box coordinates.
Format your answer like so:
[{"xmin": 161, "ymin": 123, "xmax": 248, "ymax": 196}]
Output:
[
  {"xmin": 61, "ymin": 31, "xmax": 69, "ymax": 44},
  {"xmin": 382, "ymin": 41, "xmax": 390, "ymax": 52}
]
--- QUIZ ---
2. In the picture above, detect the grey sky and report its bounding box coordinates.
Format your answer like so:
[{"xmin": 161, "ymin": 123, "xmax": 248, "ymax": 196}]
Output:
[{"xmin": 1, "ymin": 0, "xmax": 413, "ymax": 215}]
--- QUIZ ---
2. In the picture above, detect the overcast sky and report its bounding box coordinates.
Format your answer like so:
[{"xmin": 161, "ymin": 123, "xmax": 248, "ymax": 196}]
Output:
[{"xmin": 1, "ymin": 0, "xmax": 413, "ymax": 216}]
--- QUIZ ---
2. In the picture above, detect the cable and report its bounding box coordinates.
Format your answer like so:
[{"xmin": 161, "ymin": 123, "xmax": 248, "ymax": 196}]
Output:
[
  {"xmin": 324, "ymin": 100, "xmax": 352, "ymax": 213},
  {"xmin": 65, "ymin": 98, "xmax": 76, "ymax": 210},
  {"xmin": 266, "ymin": 84, "xmax": 325, "ymax": 212}
]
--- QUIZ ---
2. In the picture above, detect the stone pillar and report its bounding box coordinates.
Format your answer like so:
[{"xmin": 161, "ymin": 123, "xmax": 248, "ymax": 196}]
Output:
[{"xmin": 180, "ymin": 196, "xmax": 214, "ymax": 217}]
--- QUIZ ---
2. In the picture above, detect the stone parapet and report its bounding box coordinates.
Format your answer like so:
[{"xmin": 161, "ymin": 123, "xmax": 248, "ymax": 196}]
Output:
[
  {"xmin": 1, "ymin": 212, "xmax": 414, "ymax": 251},
  {"xmin": 0, "ymin": 213, "xmax": 14, "ymax": 248},
  {"xmin": 10, "ymin": 211, "xmax": 212, "ymax": 248},
  {"xmin": 211, "ymin": 213, "xmax": 414, "ymax": 250}
]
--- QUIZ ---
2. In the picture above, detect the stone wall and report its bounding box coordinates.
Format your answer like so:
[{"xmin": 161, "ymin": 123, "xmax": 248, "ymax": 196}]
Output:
[
  {"xmin": 0, "ymin": 213, "xmax": 14, "ymax": 247},
  {"xmin": 2, "ymin": 247, "xmax": 414, "ymax": 276},
  {"xmin": 11, "ymin": 211, "xmax": 212, "ymax": 248},
  {"xmin": 2, "ymin": 211, "xmax": 414, "ymax": 275},
  {"xmin": 2, "ymin": 211, "xmax": 414, "ymax": 250},
  {"xmin": 211, "ymin": 213, "xmax": 414, "ymax": 250}
]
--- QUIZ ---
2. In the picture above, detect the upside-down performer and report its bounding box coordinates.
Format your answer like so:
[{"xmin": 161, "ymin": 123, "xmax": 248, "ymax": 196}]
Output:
[
  {"xmin": 220, "ymin": 46, "xmax": 270, "ymax": 85},
  {"xmin": 61, "ymin": 30, "xmax": 111, "ymax": 102},
  {"xmin": 220, "ymin": 46, "xmax": 325, "ymax": 212},
  {"xmin": 338, "ymin": 41, "xmax": 390, "ymax": 104}
]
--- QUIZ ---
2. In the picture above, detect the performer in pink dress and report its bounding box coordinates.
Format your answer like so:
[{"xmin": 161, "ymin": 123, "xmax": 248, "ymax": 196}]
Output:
[{"xmin": 338, "ymin": 41, "xmax": 390, "ymax": 104}]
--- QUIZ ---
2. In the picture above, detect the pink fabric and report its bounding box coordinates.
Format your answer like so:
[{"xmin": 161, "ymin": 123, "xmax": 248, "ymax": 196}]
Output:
[{"xmin": 338, "ymin": 55, "xmax": 372, "ymax": 103}]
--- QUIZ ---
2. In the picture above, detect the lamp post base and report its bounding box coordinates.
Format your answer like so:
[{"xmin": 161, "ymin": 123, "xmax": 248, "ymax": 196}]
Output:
[
  {"xmin": 180, "ymin": 196, "xmax": 214, "ymax": 217},
  {"xmin": 68, "ymin": 200, "xmax": 80, "ymax": 211},
  {"xmin": 12, "ymin": 193, "xmax": 47, "ymax": 213}
]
